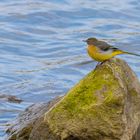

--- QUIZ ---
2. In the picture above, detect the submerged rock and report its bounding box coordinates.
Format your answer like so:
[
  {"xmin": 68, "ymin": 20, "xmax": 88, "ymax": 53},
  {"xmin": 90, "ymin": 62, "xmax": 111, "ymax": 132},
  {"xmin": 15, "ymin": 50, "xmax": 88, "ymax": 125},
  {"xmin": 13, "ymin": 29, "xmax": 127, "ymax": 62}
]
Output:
[
  {"xmin": 7, "ymin": 58, "xmax": 140, "ymax": 140},
  {"xmin": 0, "ymin": 94, "xmax": 22, "ymax": 103}
]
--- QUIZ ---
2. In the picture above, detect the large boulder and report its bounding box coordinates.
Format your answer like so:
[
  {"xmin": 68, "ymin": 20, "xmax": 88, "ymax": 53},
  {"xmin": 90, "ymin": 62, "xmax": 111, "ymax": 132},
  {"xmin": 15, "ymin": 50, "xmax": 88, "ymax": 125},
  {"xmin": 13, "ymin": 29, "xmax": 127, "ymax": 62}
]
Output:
[{"xmin": 7, "ymin": 58, "xmax": 140, "ymax": 140}]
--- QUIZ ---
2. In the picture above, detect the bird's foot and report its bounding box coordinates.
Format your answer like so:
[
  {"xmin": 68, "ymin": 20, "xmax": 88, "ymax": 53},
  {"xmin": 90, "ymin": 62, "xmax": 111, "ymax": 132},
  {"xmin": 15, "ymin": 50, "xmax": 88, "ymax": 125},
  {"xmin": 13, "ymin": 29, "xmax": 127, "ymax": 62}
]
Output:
[
  {"xmin": 95, "ymin": 62, "xmax": 101, "ymax": 69},
  {"xmin": 95, "ymin": 61, "xmax": 107, "ymax": 69}
]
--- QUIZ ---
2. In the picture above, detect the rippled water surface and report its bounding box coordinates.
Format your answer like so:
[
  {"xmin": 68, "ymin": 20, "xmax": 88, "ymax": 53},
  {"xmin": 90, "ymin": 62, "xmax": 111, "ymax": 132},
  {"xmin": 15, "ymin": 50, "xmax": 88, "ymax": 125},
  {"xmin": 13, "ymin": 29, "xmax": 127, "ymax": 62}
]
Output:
[{"xmin": 0, "ymin": 0, "xmax": 140, "ymax": 139}]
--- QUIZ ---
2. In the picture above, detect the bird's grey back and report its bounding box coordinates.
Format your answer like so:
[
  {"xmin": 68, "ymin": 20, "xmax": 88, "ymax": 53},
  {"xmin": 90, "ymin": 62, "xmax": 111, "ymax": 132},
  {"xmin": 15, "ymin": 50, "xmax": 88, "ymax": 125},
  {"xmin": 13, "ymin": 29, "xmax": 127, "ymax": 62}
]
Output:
[{"xmin": 93, "ymin": 40, "xmax": 117, "ymax": 51}]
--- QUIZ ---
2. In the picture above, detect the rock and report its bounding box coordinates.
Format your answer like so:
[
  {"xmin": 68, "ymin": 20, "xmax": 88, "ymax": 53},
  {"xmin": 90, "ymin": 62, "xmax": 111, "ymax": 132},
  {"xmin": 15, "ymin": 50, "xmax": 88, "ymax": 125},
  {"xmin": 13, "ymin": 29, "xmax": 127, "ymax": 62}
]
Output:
[
  {"xmin": 6, "ymin": 58, "xmax": 140, "ymax": 140},
  {"xmin": 132, "ymin": 125, "xmax": 140, "ymax": 140},
  {"xmin": 6, "ymin": 96, "xmax": 62, "ymax": 140},
  {"xmin": 0, "ymin": 94, "xmax": 22, "ymax": 103}
]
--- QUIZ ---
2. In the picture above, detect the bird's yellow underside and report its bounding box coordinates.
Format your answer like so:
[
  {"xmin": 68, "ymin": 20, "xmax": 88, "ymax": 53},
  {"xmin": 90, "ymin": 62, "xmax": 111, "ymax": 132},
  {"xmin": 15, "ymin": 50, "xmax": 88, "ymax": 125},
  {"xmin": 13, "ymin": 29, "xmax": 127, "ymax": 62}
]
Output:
[{"xmin": 87, "ymin": 45, "xmax": 124, "ymax": 62}]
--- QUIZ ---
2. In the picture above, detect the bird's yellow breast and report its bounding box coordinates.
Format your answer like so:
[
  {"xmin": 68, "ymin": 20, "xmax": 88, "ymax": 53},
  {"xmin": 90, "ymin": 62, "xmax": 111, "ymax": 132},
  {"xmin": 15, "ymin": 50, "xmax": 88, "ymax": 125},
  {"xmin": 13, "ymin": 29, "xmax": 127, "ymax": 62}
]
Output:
[{"xmin": 87, "ymin": 45, "xmax": 123, "ymax": 62}]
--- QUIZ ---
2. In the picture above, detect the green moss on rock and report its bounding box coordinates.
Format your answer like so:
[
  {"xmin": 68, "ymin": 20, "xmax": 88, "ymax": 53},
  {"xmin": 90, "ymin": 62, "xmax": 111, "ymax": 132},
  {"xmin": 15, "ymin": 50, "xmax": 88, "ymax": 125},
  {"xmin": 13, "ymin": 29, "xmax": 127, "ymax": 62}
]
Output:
[{"xmin": 44, "ymin": 58, "xmax": 140, "ymax": 140}]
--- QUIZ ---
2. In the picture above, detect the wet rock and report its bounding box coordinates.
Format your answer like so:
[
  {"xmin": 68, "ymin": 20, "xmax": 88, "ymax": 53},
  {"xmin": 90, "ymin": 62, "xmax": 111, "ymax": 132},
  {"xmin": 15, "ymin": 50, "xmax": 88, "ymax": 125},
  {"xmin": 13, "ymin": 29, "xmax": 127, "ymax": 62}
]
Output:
[
  {"xmin": 6, "ymin": 96, "xmax": 62, "ymax": 140},
  {"xmin": 7, "ymin": 58, "xmax": 140, "ymax": 140}
]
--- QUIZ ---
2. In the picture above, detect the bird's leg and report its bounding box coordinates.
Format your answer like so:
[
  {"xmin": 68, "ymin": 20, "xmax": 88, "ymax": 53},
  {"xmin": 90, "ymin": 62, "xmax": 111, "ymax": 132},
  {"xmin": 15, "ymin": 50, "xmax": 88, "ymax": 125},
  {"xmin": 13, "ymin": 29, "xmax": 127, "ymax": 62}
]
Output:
[
  {"xmin": 97, "ymin": 62, "xmax": 101, "ymax": 66},
  {"xmin": 100, "ymin": 61, "xmax": 105, "ymax": 65},
  {"xmin": 95, "ymin": 60, "xmax": 109, "ymax": 69},
  {"xmin": 95, "ymin": 62, "xmax": 101, "ymax": 69},
  {"xmin": 100, "ymin": 59, "xmax": 109, "ymax": 65},
  {"xmin": 96, "ymin": 61, "xmax": 106, "ymax": 69}
]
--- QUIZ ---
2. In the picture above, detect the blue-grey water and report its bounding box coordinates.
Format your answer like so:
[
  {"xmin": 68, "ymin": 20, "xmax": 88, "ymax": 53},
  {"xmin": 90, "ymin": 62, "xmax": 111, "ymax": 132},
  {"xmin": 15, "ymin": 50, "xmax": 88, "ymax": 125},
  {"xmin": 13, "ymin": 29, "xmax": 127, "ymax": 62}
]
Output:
[{"xmin": 0, "ymin": 0, "xmax": 140, "ymax": 139}]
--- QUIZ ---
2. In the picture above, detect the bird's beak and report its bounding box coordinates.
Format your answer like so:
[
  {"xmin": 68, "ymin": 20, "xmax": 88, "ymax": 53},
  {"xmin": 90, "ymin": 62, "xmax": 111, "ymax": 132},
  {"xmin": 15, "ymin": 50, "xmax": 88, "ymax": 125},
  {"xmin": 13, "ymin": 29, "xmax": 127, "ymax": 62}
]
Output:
[{"xmin": 82, "ymin": 40, "xmax": 87, "ymax": 42}]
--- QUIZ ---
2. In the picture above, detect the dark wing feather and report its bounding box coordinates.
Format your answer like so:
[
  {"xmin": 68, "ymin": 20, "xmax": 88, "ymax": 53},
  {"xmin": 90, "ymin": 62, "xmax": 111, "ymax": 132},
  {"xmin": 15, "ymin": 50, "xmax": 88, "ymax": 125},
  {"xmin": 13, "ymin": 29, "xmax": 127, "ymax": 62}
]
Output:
[{"xmin": 93, "ymin": 41, "xmax": 118, "ymax": 51}]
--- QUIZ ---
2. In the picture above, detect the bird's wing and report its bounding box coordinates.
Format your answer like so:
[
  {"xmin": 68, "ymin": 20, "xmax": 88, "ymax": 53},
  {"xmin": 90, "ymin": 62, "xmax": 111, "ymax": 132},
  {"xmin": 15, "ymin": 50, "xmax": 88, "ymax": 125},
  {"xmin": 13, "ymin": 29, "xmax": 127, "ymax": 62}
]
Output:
[{"xmin": 94, "ymin": 41, "xmax": 118, "ymax": 52}]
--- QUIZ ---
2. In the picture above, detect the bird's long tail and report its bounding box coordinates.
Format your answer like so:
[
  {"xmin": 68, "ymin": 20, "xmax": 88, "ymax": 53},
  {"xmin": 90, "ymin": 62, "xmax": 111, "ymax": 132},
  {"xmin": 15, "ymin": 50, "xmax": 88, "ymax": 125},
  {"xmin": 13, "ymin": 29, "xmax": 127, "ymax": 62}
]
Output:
[{"xmin": 123, "ymin": 51, "xmax": 140, "ymax": 57}]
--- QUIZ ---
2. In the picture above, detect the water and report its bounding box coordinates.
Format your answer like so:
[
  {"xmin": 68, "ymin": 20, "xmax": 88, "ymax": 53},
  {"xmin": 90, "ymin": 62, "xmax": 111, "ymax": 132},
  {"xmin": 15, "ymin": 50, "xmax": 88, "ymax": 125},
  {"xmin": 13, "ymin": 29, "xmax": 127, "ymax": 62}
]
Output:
[{"xmin": 0, "ymin": 0, "xmax": 140, "ymax": 139}]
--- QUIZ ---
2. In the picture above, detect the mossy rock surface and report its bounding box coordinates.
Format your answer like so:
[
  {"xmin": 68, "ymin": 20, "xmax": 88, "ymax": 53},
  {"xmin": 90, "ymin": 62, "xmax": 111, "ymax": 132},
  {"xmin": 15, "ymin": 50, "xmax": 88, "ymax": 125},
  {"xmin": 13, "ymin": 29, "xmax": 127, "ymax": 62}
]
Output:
[
  {"xmin": 44, "ymin": 58, "xmax": 140, "ymax": 140},
  {"xmin": 7, "ymin": 58, "xmax": 140, "ymax": 140}
]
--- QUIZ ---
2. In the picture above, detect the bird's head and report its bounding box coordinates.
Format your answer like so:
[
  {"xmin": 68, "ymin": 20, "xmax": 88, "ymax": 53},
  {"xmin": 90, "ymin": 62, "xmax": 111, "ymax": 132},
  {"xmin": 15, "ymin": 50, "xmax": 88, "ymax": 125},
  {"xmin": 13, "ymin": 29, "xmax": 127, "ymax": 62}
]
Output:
[{"xmin": 84, "ymin": 37, "xmax": 98, "ymax": 45}]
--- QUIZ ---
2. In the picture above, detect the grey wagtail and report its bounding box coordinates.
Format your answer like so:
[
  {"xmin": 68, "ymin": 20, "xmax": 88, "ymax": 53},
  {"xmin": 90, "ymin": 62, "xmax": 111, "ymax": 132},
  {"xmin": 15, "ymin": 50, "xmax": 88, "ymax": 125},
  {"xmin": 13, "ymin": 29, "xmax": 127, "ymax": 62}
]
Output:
[{"xmin": 84, "ymin": 37, "xmax": 140, "ymax": 62}]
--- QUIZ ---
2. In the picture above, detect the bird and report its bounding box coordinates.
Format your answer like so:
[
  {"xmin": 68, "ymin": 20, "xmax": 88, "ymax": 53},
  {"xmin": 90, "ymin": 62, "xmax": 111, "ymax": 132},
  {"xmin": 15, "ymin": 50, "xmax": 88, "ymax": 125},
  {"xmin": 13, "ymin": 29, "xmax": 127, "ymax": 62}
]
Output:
[{"xmin": 85, "ymin": 37, "xmax": 140, "ymax": 62}]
